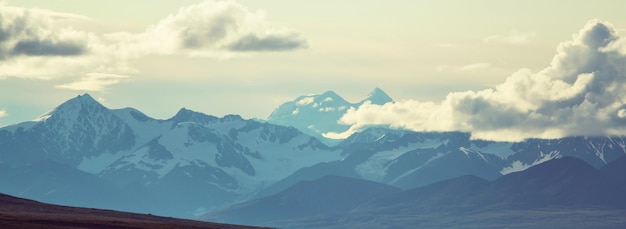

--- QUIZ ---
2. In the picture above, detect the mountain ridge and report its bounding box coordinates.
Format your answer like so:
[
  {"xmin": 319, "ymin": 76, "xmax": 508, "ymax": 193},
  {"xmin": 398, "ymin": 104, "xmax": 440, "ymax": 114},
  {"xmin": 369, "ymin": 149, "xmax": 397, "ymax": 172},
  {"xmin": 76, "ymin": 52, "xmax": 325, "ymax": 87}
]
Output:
[
  {"xmin": 3, "ymin": 92, "xmax": 626, "ymax": 220},
  {"xmin": 266, "ymin": 88, "xmax": 394, "ymax": 144},
  {"xmin": 210, "ymin": 157, "xmax": 626, "ymax": 228},
  {"xmin": 0, "ymin": 93, "xmax": 342, "ymax": 218}
]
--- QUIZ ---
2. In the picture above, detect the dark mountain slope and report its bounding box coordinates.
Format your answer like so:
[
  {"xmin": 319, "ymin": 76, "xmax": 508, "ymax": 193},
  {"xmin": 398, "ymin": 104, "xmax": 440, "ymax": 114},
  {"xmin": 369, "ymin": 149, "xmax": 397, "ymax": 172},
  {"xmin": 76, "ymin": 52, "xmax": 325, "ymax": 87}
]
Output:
[
  {"xmin": 204, "ymin": 175, "xmax": 400, "ymax": 227},
  {"xmin": 0, "ymin": 160, "xmax": 149, "ymax": 213},
  {"xmin": 601, "ymin": 155, "xmax": 626, "ymax": 185},
  {"xmin": 478, "ymin": 156, "xmax": 626, "ymax": 210},
  {"xmin": 252, "ymin": 157, "xmax": 626, "ymax": 228}
]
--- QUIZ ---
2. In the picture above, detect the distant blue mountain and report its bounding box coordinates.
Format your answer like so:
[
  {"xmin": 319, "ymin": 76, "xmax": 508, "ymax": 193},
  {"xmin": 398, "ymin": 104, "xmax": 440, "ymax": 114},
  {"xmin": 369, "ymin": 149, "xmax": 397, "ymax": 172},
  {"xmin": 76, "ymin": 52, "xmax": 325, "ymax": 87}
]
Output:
[
  {"xmin": 3, "ymin": 92, "xmax": 626, "ymax": 223},
  {"xmin": 208, "ymin": 157, "xmax": 626, "ymax": 228},
  {"xmin": 266, "ymin": 88, "xmax": 393, "ymax": 145},
  {"xmin": 203, "ymin": 175, "xmax": 400, "ymax": 227},
  {"xmin": 255, "ymin": 128, "xmax": 626, "ymax": 199}
]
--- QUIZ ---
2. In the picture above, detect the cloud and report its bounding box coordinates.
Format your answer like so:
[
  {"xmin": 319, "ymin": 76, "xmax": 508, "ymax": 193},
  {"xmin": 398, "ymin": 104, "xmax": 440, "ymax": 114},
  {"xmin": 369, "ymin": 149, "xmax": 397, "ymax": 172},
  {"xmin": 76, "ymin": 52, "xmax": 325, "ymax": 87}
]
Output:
[
  {"xmin": 132, "ymin": 0, "xmax": 307, "ymax": 56},
  {"xmin": 329, "ymin": 19, "xmax": 626, "ymax": 142},
  {"xmin": 484, "ymin": 30, "xmax": 536, "ymax": 44},
  {"xmin": 0, "ymin": 4, "xmax": 131, "ymax": 83},
  {"xmin": 228, "ymin": 33, "xmax": 307, "ymax": 52},
  {"xmin": 10, "ymin": 39, "xmax": 84, "ymax": 56},
  {"xmin": 0, "ymin": 109, "xmax": 6, "ymax": 118},
  {"xmin": 436, "ymin": 62, "xmax": 492, "ymax": 72},
  {"xmin": 0, "ymin": 0, "xmax": 307, "ymax": 91},
  {"xmin": 55, "ymin": 73, "xmax": 129, "ymax": 92},
  {"xmin": 0, "ymin": 5, "xmax": 87, "ymax": 59}
]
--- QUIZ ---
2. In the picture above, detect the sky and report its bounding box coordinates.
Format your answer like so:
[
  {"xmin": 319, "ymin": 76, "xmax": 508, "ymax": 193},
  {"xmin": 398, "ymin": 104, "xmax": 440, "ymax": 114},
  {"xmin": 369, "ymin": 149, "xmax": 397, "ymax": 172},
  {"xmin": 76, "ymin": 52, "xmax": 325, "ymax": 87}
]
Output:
[{"xmin": 2, "ymin": 1, "xmax": 626, "ymax": 141}]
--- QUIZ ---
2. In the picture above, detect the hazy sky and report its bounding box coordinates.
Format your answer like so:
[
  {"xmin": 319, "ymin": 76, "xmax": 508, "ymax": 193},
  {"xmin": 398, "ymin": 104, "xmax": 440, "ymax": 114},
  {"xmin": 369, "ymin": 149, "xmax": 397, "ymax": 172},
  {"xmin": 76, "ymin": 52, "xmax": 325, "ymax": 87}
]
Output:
[{"xmin": 2, "ymin": 1, "xmax": 626, "ymax": 141}]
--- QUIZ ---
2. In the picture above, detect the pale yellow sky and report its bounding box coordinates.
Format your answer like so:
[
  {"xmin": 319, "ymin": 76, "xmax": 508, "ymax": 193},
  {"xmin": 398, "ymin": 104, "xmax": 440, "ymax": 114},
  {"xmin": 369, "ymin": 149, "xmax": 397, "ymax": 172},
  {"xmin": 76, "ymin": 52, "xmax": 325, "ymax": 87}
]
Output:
[{"xmin": 1, "ymin": 0, "xmax": 626, "ymax": 126}]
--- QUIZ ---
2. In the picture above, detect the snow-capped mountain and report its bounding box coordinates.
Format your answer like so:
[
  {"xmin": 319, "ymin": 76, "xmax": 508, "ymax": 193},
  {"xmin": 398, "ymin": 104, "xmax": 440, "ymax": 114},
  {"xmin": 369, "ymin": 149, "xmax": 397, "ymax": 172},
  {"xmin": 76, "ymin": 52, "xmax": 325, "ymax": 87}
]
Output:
[
  {"xmin": 266, "ymin": 88, "xmax": 393, "ymax": 144},
  {"xmin": 3, "ymin": 92, "xmax": 626, "ymax": 219},
  {"xmin": 257, "ymin": 127, "xmax": 626, "ymax": 196},
  {"xmin": 0, "ymin": 94, "xmax": 136, "ymax": 166},
  {"xmin": 0, "ymin": 94, "xmax": 340, "ymax": 218}
]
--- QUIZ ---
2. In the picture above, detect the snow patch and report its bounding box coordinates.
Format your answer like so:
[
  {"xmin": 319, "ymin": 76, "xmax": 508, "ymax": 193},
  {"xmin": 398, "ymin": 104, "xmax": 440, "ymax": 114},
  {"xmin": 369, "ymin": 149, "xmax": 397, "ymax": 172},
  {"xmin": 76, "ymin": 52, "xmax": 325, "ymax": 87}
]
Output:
[
  {"xmin": 319, "ymin": 107, "xmax": 335, "ymax": 112},
  {"xmin": 469, "ymin": 142, "xmax": 515, "ymax": 159},
  {"xmin": 296, "ymin": 97, "xmax": 314, "ymax": 106},
  {"xmin": 459, "ymin": 147, "xmax": 488, "ymax": 162},
  {"xmin": 356, "ymin": 139, "xmax": 447, "ymax": 181},
  {"xmin": 500, "ymin": 150, "xmax": 561, "ymax": 174},
  {"xmin": 391, "ymin": 152, "xmax": 446, "ymax": 184}
]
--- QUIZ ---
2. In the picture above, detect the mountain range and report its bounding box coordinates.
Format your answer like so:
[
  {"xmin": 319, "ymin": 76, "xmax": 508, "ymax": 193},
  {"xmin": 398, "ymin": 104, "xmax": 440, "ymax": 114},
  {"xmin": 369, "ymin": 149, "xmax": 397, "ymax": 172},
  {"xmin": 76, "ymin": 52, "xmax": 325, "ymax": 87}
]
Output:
[
  {"xmin": 0, "ymin": 94, "xmax": 341, "ymax": 217},
  {"xmin": 205, "ymin": 157, "xmax": 626, "ymax": 228},
  {"xmin": 1, "ymin": 89, "xmax": 626, "ymax": 227}
]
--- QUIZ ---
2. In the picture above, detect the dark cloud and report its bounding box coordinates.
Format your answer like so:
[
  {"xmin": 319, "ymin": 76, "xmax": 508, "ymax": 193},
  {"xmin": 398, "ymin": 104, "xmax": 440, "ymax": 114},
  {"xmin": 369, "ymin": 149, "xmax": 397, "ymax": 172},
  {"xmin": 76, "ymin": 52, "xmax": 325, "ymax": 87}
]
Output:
[
  {"xmin": 228, "ymin": 34, "xmax": 307, "ymax": 52},
  {"xmin": 11, "ymin": 39, "xmax": 85, "ymax": 56},
  {"xmin": 0, "ymin": 7, "xmax": 87, "ymax": 59},
  {"xmin": 581, "ymin": 22, "xmax": 618, "ymax": 48},
  {"xmin": 180, "ymin": 16, "xmax": 234, "ymax": 49}
]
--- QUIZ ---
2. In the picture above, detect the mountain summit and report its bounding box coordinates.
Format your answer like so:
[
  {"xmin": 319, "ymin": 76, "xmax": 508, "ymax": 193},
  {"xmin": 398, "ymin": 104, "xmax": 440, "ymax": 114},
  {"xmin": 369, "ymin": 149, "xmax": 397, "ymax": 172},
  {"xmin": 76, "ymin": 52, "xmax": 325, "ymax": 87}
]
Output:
[
  {"xmin": 35, "ymin": 93, "xmax": 103, "ymax": 122},
  {"xmin": 267, "ymin": 88, "xmax": 394, "ymax": 144},
  {"xmin": 359, "ymin": 87, "xmax": 393, "ymax": 105}
]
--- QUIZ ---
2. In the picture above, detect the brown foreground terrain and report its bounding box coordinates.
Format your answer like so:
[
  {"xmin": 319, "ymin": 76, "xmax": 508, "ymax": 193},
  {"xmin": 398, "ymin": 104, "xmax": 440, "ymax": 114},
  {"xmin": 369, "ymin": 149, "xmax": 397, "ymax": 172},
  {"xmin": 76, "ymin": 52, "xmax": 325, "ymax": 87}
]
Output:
[{"xmin": 0, "ymin": 193, "xmax": 268, "ymax": 229}]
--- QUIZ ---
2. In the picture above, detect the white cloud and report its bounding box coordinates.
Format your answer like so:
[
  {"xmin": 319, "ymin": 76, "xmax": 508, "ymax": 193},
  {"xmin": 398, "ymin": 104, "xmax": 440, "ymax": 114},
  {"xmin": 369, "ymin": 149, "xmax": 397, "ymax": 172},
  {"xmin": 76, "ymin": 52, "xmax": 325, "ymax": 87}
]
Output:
[
  {"xmin": 437, "ymin": 62, "xmax": 492, "ymax": 73},
  {"xmin": 329, "ymin": 19, "xmax": 626, "ymax": 142},
  {"xmin": 484, "ymin": 30, "xmax": 536, "ymax": 44},
  {"xmin": 119, "ymin": 0, "xmax": 307, "ymax": 57},
  {"xmin": 459, "ymin": 62, "xmax": 492, "ymax": 71},
  {"xmin": 0, "ymin": 0, "xmax": 307, "ymax": 90},
  {"xmin": 0, "ymin": 3, "xmax": 135, "ymax": 86},
  {"xmin": 0, "ymin": 109, "xmax": 6, "ymax": 118},
  {"xmin": 55, "ymin": 73, "xmax": 129, "ymax": 91},
  {"xmin": 0, "ymin": 5, "xmax": 89, "ymax": 59}
]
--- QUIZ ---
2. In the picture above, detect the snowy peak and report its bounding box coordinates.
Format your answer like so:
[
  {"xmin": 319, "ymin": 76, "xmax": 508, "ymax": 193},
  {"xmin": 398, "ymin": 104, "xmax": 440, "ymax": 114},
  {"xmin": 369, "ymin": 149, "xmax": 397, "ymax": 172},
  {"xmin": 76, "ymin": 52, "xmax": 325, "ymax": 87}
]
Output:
[
  {"xmin": 318, "ymin": 90, "xmax": 349, "ymax": 105},
  {"xmin": 267, "ymin": 88, "xmax": 395, "ymax": 144},
  {"xmin": 169, "ymin": 108, "xmax": 218, "ymax": 126},
  {"xmin": 67, "ymin": 93, "xmax": 99, "ymax": 105},
  {"xmin": 36, "ymin": 93, "xmax": 104, "ymax": 121},
  {"xmin": 57, "ymin": 93, "xmax": 103, "ymax": 111},
  {"xmin": 360, "ymin": 87, "xmax": 393, "ymax": 105},
  {"xmin": 2, "ymin": 93, "xmax": 137, "ymax": 166}
]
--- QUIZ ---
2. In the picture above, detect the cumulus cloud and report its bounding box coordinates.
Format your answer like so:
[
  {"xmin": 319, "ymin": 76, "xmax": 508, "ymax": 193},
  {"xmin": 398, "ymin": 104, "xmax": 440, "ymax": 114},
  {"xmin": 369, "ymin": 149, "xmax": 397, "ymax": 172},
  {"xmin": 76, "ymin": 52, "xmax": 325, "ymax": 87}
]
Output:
[
  {"xmin": 0, "ymin": 0, "xmax": 307, "ymax": 90},
  {"xmin": 0, "ymin": 3, "xmax": 131, "ymax": 85},
  {"xmin": 55, "ymin": 73, "xmax": 129, "ymax": 91},
  {"xmin": 126, "ymin": 0, "xmax": 307, "ymax": 57},
  {"xmin": 484, "ymin": 30, "xmax": 536, "ymax": 44},
  {"xmin": 328, "ymin": 19, "xmax": 626, "ymax": 142},
  {"xmin": 0, "ymin": 5, "xmax": 87, "ymax": 59}
]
